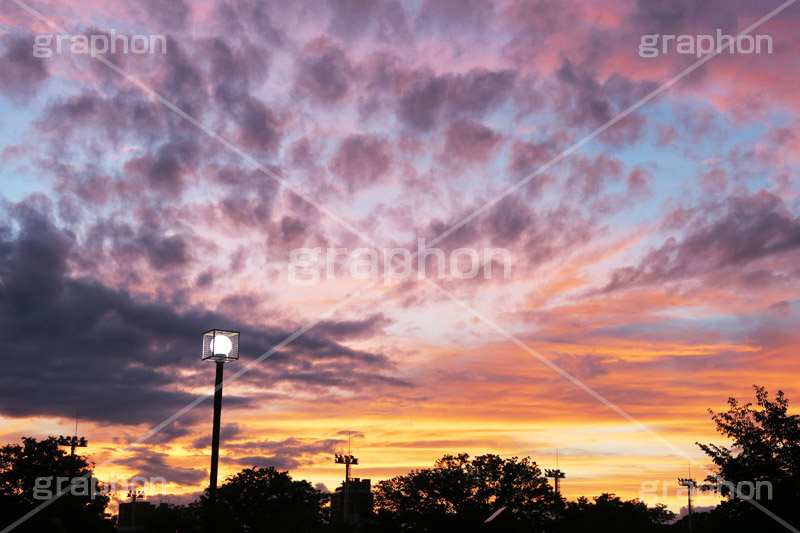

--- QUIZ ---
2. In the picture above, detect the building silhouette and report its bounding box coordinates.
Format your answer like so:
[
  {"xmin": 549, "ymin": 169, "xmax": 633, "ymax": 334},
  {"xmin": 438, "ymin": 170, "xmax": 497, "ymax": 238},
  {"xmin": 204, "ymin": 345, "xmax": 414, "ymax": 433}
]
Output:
[
  {"xmin": 117, "ymin": 500, "xmax": 165, "ymax": 532},
  {"xmin": 330, "ymin": 478, "xmax": 373, "ymax": 524}
]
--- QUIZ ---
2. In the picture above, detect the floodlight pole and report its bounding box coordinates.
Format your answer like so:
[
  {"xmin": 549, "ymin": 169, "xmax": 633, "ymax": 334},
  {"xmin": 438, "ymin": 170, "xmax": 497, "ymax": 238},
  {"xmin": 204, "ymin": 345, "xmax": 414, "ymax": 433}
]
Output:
[
  {"xmin": 201, "ymin": 329, "xmax": 239, "ymax": 532},
  {"xmin": 127, "ymin": 490, "xmax": 143, "ymax": 532},
  {"xmin": 54, "ymin": 435, "xmax": 87, "ymax": 457},
  {"xmin": 131, "ymin": 492, "xmax": 137, "ymax": 533},
  {"xmin": 207, "ymin": 361, "xmax": 225, "ymax": 530},
  {"xmin": 545, "ymin": 468, "xmax": 565, "ymax": 496},
  {"xmin": 335, "ymin": 454, "xmax": 358, "ymax": 525},
  {"xmin": 546, "ymin": 467, "xmax": 566, "ymax": 529},
  {"xmin": 678, "ymin": 478, "xmax": 696, "ymax": 533},
  {"xmin": 345, "ymin": 459, "xmax": 350, "ymax": 524}
]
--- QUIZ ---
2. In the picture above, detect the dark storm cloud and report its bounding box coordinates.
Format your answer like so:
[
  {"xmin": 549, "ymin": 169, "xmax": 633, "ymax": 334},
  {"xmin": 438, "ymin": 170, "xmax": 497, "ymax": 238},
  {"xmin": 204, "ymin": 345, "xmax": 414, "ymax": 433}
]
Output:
[
  {"xmin": 314, "ymin": 314, "xmax": 392, "ymax": 340},
  {"xmin": 328, "ymin": 0, "xmax": 378, "ymax": 36},
  {"xmin": 139, "ymin": 233, "xmax": 190, "ymax": 269},
  {"xmin": 326, "ymin": 0, "xmax": 412, "ymax": 42},
  {"xmin": 0, "ymin": 197, "xmax": 409, "ymax": 427},
  {"xmin": 329, "ymin": 134, "xmax": 392, "ymax": 191},
  {"xmin": 508, "ymin": 139, "xmax": 552, "ymax": 172},
  {"xmin": 278, "ymin": 215, "xmax": 308, "ymax": 245},
  {"xmin": 212, "ymin": 0, "xmax": 284, "ymax": 46},
  {"xmin": 116, "ymin": 448, "xmax": 207, "ymax": 485},
  {"xmin": 141, "ymin": 423, "xmax": 195, "ymax": 445},
  {"xmin": 37, "ymin": 90, "xmax": 167, "ymax": 148},
  {"xmin": 268, "ymin": 370, "xmax": 412, "ymax": 393},
  {"xmin": 191, "ymin": 422, "xmax": 244, "ymax": 449},
  {"xmin": 630, "ymin": 0, "xmax": 741, "ymax": 35},
  {"xmin": 443, "ymin": 120, "xmax": 502, "ymax": 163},
  {"xmin": 602, "ymin": 191, "xmax": 800, "ymax": 292},
  {"xmin": 205, "ymin": 38, "xmax": 270, "ymax": 109},
  {"xmin": 503, "ymin": 0, "xmax": 565, "ymax": 33},
  {"xmin": 223, "ymin": 455, "xmax": 304, "ymax": 470},
  {"xmin": 416, "ymin": 0, "xmax": 494, "ymax": 33},
  {"xmin": 396, "ymin": 69, "xmax": 516, "ymax": 132},
  {"xmin": 136, "ymin": 0, "xmax": 190, "ymax": 30},
  {"xmin": 234, "ymin": 96, "xmax": 282, "ymax": 155},
  {"xmin": 0, "ymin": 34, "xmax": 49, "ymax": 104},
  {"xmin": 0, "ymin": 197, "xmax": 244, "ymax": 426},
  {"xmin": 566, "ymin": 154, "xmax": 625, "ymax": 200},
  {"xmin": 483, "ymin": 196, "xmax": 533, "ymax": 247},
  {"xmin": 396, "ymin": 76, "xmax": 447, "ymax": 131},
  {"xmin": 295, "ymin": 38, "xmax": 352, "ymax": 103},
  {"xmin": 552, "ymin": 353, "xmax": 610, "ymax": 379},
  {"xmin": 77, "ymin": 215, "xmax": 196, "ymax": 277},
  {"xmin": 445, "ymin": 70, "xmax": 517, "ymax": 118},
  {"xmin": 30, "ymin": 30, "xmax": 274, "ymax": 165},
  {"xmin": 335, "ymin": 430, "xmax": 364, "ymax": 438},
  {"xmin": 426, "ymin": 192, "xmax": 598, "ymax": 274},
  {"xmin": 221, "ymin": 436, "xmax": 347, "ymax": 470},
  {"xmin": 123, "ymin": 139, "xmax": 199, "ymax": 194},
  {"xmin": 554, "ymin": 59, "xmax": 653, "ymax": 145},
  {"xmin": 157, "ymin": 38, "xmax": 209, "ymax": 113},
  {"xmin": 556, "ymin": 59, "xmax": 614, "ymax": 125}
]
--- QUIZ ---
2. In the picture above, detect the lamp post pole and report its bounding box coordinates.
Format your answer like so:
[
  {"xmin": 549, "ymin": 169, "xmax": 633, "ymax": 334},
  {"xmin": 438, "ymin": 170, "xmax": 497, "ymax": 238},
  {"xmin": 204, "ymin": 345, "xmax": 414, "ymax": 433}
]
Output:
[
  {"xmin": 202, "ymin": 329, "xmax": 240, "ymax": 533},
  {"xmin": 208, "ymin": 361, "xmax": 225, "ymax": 529}
]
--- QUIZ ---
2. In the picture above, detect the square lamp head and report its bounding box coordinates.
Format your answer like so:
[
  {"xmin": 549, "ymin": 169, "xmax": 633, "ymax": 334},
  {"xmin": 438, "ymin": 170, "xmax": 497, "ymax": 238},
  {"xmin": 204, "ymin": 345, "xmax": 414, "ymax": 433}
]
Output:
[{"xmin": 202, "ymin": 329, "xmax": 240, "ymax": 363}]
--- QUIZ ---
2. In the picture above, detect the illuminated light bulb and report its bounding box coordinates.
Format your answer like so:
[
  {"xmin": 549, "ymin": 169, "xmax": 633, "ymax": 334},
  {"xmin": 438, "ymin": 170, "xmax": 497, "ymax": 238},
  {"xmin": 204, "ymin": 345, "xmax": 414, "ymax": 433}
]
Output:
[{"xmin": 213, "ymin": 335, "xmax": 232, "ymax": 356}]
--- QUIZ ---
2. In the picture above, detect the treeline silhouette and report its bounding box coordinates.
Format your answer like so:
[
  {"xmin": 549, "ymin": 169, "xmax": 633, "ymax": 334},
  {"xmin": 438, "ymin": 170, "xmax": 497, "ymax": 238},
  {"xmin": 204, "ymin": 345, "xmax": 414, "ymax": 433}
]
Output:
[{"xmin": 1, "ymin": 386, "xmax": 798, "ymax": 532}]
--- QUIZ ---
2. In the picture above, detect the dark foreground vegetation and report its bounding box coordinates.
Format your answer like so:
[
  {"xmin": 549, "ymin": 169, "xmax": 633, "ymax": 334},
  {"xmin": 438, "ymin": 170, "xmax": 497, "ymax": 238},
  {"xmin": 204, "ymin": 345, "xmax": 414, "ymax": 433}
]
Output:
[{"xmin": 1, "ymin": 386, "xmax": 798, "ymax": 532}]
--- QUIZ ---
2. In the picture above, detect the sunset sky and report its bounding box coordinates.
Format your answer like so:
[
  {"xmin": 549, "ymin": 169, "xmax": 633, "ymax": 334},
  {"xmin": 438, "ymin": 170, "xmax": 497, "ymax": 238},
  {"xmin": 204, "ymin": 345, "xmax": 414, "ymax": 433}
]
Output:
[{"xmin": 1, "ymin": 0, "xmax": 800, "ymax": 518}]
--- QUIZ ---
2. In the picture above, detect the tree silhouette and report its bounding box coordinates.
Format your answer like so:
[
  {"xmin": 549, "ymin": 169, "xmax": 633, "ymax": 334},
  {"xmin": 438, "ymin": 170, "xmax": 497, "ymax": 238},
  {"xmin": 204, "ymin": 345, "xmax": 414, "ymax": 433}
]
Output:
[
  {"xmin": 6, "ymin": 384, "xmax": 798, "ymax": 533},
  {"xmin": 560, "ymin": 493, "xmax": 673, "ymax": 532},
  {"xmin": 694, "ymin": 385, "xmax": 800, "ymax": 532},
  {"xmin": 0, "ymin": 437, "xmax": 113, "ymax": 533},
  {"xmin": 201, "ymin": 466, "xmax": 327, "ymax": 533},
  {"xmin": 373, "ymin": 453, "xmax": 559, "ymax": 532}
]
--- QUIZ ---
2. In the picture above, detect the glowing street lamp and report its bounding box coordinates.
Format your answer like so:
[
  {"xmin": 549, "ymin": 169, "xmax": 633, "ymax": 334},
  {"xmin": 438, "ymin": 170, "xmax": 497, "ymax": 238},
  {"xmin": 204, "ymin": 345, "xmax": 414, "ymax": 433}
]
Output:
[
  {"xmin": 202, "ymin": 329, "xmax": 239, "ymax": 530},
  {"xmin": 202, "ymin": 330, "xmax": 240, "ymax": 364}
]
